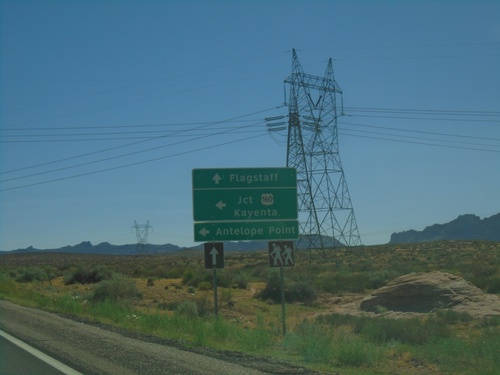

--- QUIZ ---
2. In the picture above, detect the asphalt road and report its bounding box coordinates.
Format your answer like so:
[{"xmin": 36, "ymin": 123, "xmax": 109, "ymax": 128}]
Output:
[
  {"xmin": 0, "ymin": 300, "xmax": 270, "ymax": 375},
  {"xmin": 0, "ymin": 334, "xmax": 68, "ymax": 375}
]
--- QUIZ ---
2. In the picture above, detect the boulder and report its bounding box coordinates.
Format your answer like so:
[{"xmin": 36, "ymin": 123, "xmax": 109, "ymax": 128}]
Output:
[{"xmin": 360, "ymin": 271, "xmax": 500, "ymax": 317}]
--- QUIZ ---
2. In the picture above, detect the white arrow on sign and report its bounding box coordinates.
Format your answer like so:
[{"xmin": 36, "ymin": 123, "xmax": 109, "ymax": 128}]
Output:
[
  {"xmin": 210, "ymin": 247, "xmax": 219, "ymax": 265},
  {"xmin": 212, "ymin": 173, "xmax": 222, "ymax": 184},
  {"xmin": 199, "ymin": 227, "xmax": 210, "ymax": 237},
  {"xmin": 215, "ymin": 201, "xmax": 226, "ymax": 210}
]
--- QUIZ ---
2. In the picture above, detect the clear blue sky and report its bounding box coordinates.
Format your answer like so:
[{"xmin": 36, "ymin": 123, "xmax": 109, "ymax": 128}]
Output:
[{"xmin": 1, "ymin": 0, "xmax": 499, "ymax": 251}]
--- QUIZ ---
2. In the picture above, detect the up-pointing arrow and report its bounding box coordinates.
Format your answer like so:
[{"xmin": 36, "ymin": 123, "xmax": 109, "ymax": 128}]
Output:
[
  {"xmin": 215, "ymin": 201, "xmax": 226, "ymax": 210},
  {"xmin": 199, "ymin": 227, "xmax": 210, "ymax": 237},
  {"xmin": 212, "ymin": 173, "xmax": 222, "ymax": 184},
  {"xmin": 210, "ymin": 247, "xmax": 219, "ymax": 266}
]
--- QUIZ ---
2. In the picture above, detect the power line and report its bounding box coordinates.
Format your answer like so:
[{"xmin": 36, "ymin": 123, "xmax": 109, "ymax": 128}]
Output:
[
  {"xmin": 339, "ymin": 121, "xmax": 500, "ymax": 142},
  {"xmin": 0, "ymin": 121, "xmax": 266, "ymax": 183},
  {"xmin": 0, "ymin": 132, "xmax": 268, "ymax": 192},
  {"xmin": 338, "ymin": 131, "xmax": 500, "ymax": 153},
  {"xmin": 1, "ymin": 106, "xmax": 282, "ymax": 175}
]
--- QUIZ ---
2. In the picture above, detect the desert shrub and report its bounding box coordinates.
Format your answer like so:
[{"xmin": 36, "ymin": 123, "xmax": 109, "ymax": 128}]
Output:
[
  {"xmin": 315, "ymin": 312, "xmax": 359, "ymax": 327},
  {"xmin": 367, "ymin": 270, "xmax": 400, "ymax": 289},
  {"xmin": 197, "ymin": 281, "xmax": 212, "ymax": 291},
  {"xmin": 195, "ymin": 293, "xmax": 213, "ymax": 317},
  {"xmin": 91, "ymin": 274, "xmax": 142, "ymax": 303},
  {"xmin": 318, "ymin": 270, "xmax": 369, "ymax": 293},
  {"xmin": 256, "ymin": 272, "xmax": 282, "ymax": 303},
  {"xmin": 182, "ymin": 268, "xmax": 209, "ymax": 287},
  {"xmin": 285, "ymin": 320, "xmax": 333, "ymax": 363},
  {"xmin": 355, "ymin": 316, "xmax": 450, "ymax": 345},
  {"xmin": 233, "ymin": 272, "xmax": 248, "ymax": 289},
  {"xmin": 215, "ymin": 271, "xmax": 233, "ymax": 288},
  {"xmin": 176, "ymin": 300, "xmax": 198, "ymax": 319},
  {"xmin": 287, "ymin": 281, "xmax": 317, "ymax": 304},
  {"xmin": 435, "ymin": 309, "xmax": 473, "ymax": 324},
  {"xmin": 16, "ymin": 267, "xmax": 50, "ymax": 282},
  {"xmin": 256, "ymin": 272, "xmax": 317, "ymax": 304},
  {"xmin": 220, "ymin": 288, "xmax": 234, "ymax": 304},
  {"xmin": 65, "ymin": 265, "xmax": 113, "ymax": 285},
  {"xmin": 485, "ymin": 274, "xmax": 500, "ymax": 294},
  {"xmin": 161, "ymin": 267, "xmax": 183, "ymax": 279}
]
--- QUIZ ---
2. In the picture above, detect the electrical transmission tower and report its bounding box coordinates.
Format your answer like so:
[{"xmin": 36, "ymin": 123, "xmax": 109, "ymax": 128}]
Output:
[
  {"xmin": 131, "ymin": 220, "xmax": 152, "ymax": 254},
  {"xmin": 283, "ymin": 49, "xmax": 361, "ymax": 258}
]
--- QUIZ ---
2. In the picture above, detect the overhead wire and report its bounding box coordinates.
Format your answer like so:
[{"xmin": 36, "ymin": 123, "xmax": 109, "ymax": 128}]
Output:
[
  {"xmin": 0, "ymin": 120, "xmax": 266, "ymax": 184},
  {"xmin": 0, "ymin": 132, "xmax": 269, "ymax": 192},
  {"xmin": 0, "ymin": 105, "xmax": 283, "ymax": 176}
]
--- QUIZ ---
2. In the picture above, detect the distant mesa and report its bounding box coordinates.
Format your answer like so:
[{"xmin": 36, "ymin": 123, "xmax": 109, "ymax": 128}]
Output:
[
  {"xmin": 389, "ymin": 213, "xmax": 500, "ymax": 244},
  {"xmin": 3, "ymin": 213, "xmax": 498, "ymax": 254}
]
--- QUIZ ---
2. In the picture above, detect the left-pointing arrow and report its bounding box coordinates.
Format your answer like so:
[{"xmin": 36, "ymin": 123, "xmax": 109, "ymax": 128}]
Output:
[
  {"xmin": 199, "ymin": 227, "xmax": 209, "ymax": 237},
  {"xmin": 210, "ymin": 247, "xmax": 219, "ymax": 265},
  {"xmin": 215, "ymin": 201, "xmax": 226, "ymax": 210}
]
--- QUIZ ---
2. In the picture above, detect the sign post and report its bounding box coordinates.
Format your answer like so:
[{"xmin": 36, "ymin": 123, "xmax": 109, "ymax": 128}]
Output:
[
  {"xmin": 268, "ymin": 241, "xmax": 295, "ymax": 335},
  {"xmin": 204, "ymin": 242, "xmax": 224, "ymax": 317}
]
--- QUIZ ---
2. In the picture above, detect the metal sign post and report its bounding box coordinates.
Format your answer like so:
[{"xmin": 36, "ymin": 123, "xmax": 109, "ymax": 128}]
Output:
[
  {"xmin": 268, "ymin": 241, "xmax": 295, "ymax": 336},
  {"xmin": 204, "ymin": 242, "xmax": 224, "ymax": 317},
  {"xmin": 213, "ymin": 266, "xmax": 218, "ymax": 317},
  {"xmin": 280, "ymin": 265, "xmax": 286, "ymax": 335}
]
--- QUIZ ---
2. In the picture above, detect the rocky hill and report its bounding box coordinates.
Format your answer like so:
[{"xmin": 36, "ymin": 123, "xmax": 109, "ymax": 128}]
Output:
[
  {"xmin": 390, "ymin": 213, "xmax": 500, "ymax": 244},
  {"xmin": 5, "ymin": 241, "xmax": 183, "ymax": 255}
]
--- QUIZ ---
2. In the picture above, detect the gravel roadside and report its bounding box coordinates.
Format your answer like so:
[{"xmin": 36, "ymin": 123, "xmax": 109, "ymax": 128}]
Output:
[{"xmin": 0, "ymin": 300, "xmax": 324, "ymax": 374}]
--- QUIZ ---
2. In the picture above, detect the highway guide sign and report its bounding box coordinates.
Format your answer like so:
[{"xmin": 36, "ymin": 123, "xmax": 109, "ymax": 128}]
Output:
[{"xmin": 192, "ymin": 167, "xmax": 298, "ymax": 242}]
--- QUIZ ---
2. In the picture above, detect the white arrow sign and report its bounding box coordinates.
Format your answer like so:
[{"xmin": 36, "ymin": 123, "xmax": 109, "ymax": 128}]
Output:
[
  {"xmin": 210, "ymin": 247, "xmax": 219, "ymax": 265},
  {"xmin": 199, "ymin": 227, "xmax": 210, "ymax": 237},
  {"xmin": 215, "ymin": 201, "xmax": 226, "ymax": 210},
  {"xmin": 212, "ymin": 173, "xmax": 222, "ymax": 184}
]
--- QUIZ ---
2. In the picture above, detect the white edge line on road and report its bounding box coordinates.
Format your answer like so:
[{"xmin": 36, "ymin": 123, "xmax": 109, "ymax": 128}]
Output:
[{"xmin": 0, "ymin": 329, "xmax": 83, "ymax": 375}]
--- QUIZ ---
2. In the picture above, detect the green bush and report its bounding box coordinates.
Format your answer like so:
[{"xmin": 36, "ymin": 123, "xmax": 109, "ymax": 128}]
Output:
[
  {"xmin": 256, "ymin": 272, "xmax": 318, "ymax": 304},
  {"xmin": 435, "ymin": 309, "xmax": 473, "ymax": 324},
  {"xmin": 65, "ymin": 265, "xmax": 113, "ymax": 285},
  {"xmin": 176, "ymin": 300, "xmax": 198, "ymax": 319},
  {"xmin": 233, "ymin": 272, "xmax": 248, "ymax": 289},
  {"xmin": 91, "ymin": 274, "xmax": 142, "ymax": 303},
  {"xmin": 287, "ymin": 281, "xmax": 317, "ymax": 304},
  {"xmin": 197, "ymin": 281, "xmax": 212, "ymax": 291},
  {"xmin": 195, "ymin": 294, "xmax": 214, "ymax": 317},
  {"xmin": 182, "ymin": 268, "xmax": 210, "ymax": 287},
  {"xmin": 355, "ymin": 316, "xmax": 450, "ymax": 345},
  {"xmin": 16, "ymin": 267, "xmax": 50, "ymax": 283},
  {"xmin": 285, "ymin": 321, "xmax": 333, "ymax": 363}
]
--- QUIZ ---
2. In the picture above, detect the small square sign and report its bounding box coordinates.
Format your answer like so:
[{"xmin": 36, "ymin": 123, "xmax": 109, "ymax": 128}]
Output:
[
  {"xmin": 268, "ymin": 241, "xmax": 295, "ymax": 267},
  {"xmin": 204, "ymin": 242, "xmax": 224, "ymax": 269}
]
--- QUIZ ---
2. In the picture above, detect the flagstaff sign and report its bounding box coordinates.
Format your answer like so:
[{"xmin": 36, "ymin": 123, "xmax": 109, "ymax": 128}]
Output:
[{"xmin": 192, "ymin": 167, "xmax": 298, "ymax": 242}]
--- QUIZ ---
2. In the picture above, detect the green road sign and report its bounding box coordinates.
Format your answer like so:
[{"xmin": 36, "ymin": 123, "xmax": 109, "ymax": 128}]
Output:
[
  {"xmin": 193, "ymin": 167, "xmax": 298, "ymax": 242},
  {"xmin": 194, "ymin": 220, "xmax": 299, "ymax": 242},
  {"xmin": 193, "ymin": 167, "xmax": 297, "ymax": 189},
  {"xmin": 193, "ymin": 187, "xmax": 298, "ymax": 221}
]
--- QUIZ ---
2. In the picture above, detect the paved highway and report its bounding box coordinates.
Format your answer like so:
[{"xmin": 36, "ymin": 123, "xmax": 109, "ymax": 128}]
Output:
[
  {"xmin": 0, "ymin": 333, "xmax": 71, "ymax": 375},
  {"xmin": 0, "ymin": 300, "xmax": 271, "ymax": 375}
]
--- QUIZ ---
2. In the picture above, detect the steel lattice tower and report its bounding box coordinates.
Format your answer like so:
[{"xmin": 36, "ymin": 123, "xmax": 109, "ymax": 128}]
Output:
[
  {"xmin": 132, "ymin": 220, "xmax": 152, "ymax": 254},
  {"xmin": 285, "ymin": 49, "xmax": 361, "ymax": 257}
]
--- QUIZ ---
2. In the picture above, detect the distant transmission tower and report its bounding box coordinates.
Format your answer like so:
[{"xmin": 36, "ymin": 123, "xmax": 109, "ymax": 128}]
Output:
[
  {"xmin": 283, "ymin": 49, "xmax": 361, "ymax": 258},
  {"xmin": 132, "ymin": 220, "xmax": 152, "ymax": 254}
]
